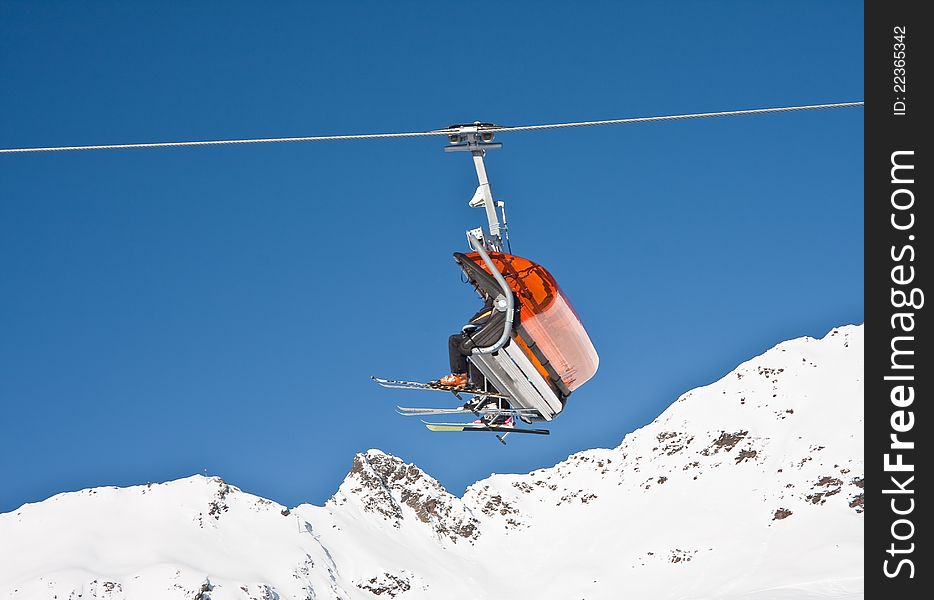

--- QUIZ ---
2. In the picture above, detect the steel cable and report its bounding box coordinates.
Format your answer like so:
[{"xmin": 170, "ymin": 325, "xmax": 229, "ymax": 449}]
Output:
[{"xmin": 0, "ymin": 101, "xmax": 863, "ymax": 154}]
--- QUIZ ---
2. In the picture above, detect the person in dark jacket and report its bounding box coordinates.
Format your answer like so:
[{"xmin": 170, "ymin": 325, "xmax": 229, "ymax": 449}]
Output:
[
  {"xmin": 438, "ymin": 294, "xmax": 514, "ymax": 426},
  {"xmin": 437, "ymin": 295, "xmax": 496, "ymax": 387}
]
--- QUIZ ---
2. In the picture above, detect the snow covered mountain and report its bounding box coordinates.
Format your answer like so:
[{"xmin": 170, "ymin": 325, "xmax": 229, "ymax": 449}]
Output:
[{"xmin": 0, "ymin": 325, "xmax": 864, "ymax": 600}]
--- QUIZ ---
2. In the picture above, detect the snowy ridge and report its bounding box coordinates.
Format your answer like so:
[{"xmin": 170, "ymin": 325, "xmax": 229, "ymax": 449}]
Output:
[
  {"xmin": 0, "ymin": 325, "xmax": 864, "ymax": 599},
  {"xmin": 329, "ymin": 450, "xmax": 480, "ymax": 544}
]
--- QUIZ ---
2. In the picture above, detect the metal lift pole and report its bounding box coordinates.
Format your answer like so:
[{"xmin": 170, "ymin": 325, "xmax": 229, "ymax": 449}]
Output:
[
  {"xmin": 470, "ymin": 151, "xmax": 501, "ymax": 249},
  {"xmin": 443, "ymin": 123, "xmax": 504, "ymax": 252}
]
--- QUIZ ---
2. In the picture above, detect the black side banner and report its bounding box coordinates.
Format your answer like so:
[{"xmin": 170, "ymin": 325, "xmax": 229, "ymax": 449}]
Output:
[{"xmin": 866, "ymin": 1, "xmax": 929, "ymax": 597}]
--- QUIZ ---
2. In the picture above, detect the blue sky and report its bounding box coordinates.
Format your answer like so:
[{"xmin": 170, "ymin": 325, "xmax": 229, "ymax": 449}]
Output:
[{"xmin": 0, "ymin": 1, "xmax": 863, "ymax": 512}]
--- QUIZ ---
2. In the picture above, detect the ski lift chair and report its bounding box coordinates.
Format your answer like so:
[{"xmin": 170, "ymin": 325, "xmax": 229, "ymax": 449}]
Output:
[{"xmin": 454, "ymin": 246, "xmax": 598, "ymax": 422}]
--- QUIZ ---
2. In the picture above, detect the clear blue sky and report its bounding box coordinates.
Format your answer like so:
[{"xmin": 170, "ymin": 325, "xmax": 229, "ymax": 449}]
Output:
[{"xmin": 0, "ymin": 1, "xmax": 863, "ymax": 513}]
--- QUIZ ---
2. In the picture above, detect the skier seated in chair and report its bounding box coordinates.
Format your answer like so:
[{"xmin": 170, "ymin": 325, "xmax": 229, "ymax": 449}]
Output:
[
  {"xmin": 438, "ymin": 293, "xmax": 495, "ymax": 388},
  {"xmin": 437, "ymin": 294, "xmax": 513, "ymax": 427}
]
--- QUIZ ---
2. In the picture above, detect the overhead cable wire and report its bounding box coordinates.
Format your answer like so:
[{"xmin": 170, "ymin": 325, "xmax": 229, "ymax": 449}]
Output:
[
  {"xmin": 483, "ymin": 101, "xmax": 864, "ymax": 133},
  {"xmin": 0, "ymin": 130, "xmax": 446, "ymax": 154},
  {"xmin": 0, "ymin": 101, "xmax": 863, "ymax": 154}
]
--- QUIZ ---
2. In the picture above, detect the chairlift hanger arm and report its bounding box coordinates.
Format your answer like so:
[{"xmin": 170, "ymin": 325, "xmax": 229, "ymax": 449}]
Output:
[{"xmin": 467, "ymin": 234, "xmax": 515, "ymax": 356}]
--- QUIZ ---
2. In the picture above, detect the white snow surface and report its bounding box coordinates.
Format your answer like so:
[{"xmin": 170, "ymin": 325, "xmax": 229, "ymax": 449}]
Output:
[{"xmin": 0, "ymin": 325, "xmax": 864, "ymax": 599}]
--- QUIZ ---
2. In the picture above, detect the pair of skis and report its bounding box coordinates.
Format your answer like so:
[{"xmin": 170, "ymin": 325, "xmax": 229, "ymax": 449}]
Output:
[{"xmin": 371, "ymin": 377, "xmax": 550, "ymax": 441}]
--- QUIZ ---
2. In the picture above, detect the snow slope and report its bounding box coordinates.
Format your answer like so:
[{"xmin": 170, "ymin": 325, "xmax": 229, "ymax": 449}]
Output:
[{"xmin": 0, "ymin": 325, "xmax": 864, "ymax": 599}]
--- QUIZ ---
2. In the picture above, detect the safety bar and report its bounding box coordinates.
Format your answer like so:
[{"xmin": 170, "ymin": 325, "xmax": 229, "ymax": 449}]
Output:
[{"xmin": 468, "ymin": 234, "xmax": 515, "ymax": 355}]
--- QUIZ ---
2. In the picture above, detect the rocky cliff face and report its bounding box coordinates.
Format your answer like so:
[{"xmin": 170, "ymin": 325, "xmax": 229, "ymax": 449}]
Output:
[
  {"xmin": 0, "ymin": 325, "xmax": 864, "ymax": 600},
  {"xmin": 330, "ymin": 450, "xmax": 480, "ymax": 543}
]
